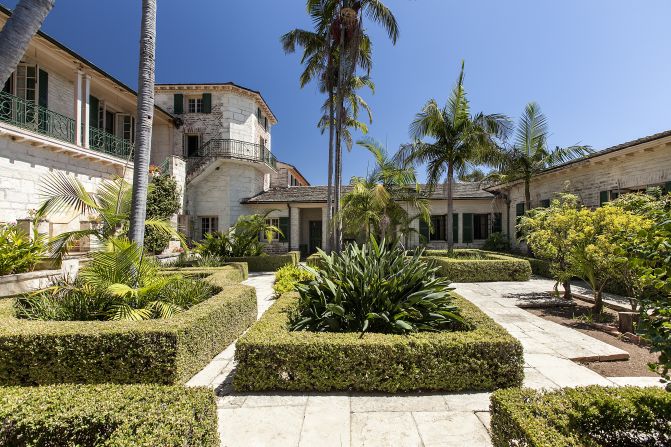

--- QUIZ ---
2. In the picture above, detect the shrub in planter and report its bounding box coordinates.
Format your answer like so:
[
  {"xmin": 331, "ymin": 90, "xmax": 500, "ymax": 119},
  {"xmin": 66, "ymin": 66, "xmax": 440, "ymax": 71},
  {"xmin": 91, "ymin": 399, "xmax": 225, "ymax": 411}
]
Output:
[
  {"xmin": 0, "ymin": 266, "xmax": 256, "ymax": 385},
  {"xmin": 0, "ymin": 223, "xmax": 46, "ymax": 275},
  {"xmin": 423, "ymin": 251, "xmax": 532, "ymax": 282},
  {"xmin": 490, "ymin": 386, "xmax": 671, "ymax": 447},
  {"xmin": 273, "ymin": 264, "xmax": 315, "ymax": 296},
  {"xmin": 0, "ymin": 384, "xmax": 218, "ymax": 446}
]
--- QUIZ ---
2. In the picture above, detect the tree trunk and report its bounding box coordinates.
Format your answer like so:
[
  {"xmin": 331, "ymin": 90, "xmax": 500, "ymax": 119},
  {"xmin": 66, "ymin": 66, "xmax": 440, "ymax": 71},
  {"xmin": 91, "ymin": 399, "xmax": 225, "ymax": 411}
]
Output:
[
  {"xmin": 524, "ymin": 178, "xmax": 532, "ymax": 211},
  {"xmin": 446, "ymin": 164, "xmax": 454, "ymax": 250},
  {"xmin": 593, "ymin": 289, "xmax": 604, "ymax": 314},
  {"xmin": 326, "ymin": 89, "xmax": 335, "ymax": 252},
  {"xmin": 333, "ymin": 19, "xmax": 346, "ymax": 253},
  {"xmin": 504, "ymin": 192, "xmax": 511, "ymax": 245},
  {"xmin": 0, "ymin": 0, "xmax": 55, "ymax": 85},
  {"xmin": 562, "ymin": 280, "xmax": 572, "ymax": 300},
  {"xmin": 128, "ymin": 0, "xmax": 157, "ymax": 248}
]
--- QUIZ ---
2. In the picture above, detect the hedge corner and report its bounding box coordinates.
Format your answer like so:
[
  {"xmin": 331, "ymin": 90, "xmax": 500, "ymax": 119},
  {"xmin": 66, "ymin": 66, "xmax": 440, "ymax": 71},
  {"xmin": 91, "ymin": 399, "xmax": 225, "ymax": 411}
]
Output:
[
  {"xmin": 425, "ymin": 250, "xmax": 532, "ymax": 282},
  {"xmin": 234, "ymin": 292, "xmax": 524, "ymax": 393}
]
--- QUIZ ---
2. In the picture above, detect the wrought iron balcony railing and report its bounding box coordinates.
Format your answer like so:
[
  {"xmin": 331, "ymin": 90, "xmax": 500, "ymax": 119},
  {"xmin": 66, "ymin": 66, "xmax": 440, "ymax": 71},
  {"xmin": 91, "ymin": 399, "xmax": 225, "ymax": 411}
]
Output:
[
  {"xmin": 0, "ymin": 90, "xmax": 76, "ymax": 144},
  {"xmin": 88, "ymin": 126, "xmax": 134, "ymax": 159},
  {"xmin": 186, "ymin": 138, "xmax": 277, "ymax": 177}
]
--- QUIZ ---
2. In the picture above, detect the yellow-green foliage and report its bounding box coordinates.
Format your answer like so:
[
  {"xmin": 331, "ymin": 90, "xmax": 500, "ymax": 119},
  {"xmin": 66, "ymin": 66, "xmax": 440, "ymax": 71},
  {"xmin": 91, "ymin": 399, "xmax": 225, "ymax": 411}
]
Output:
[
  {"xmin": 273, "ymin": 264, "xmax": 315, "ymax": 296},
  {"xmin": 0, "ymin": 384, "xmax": 219, "ymax": 446},
  {"xmin": 424, "ymin": 250, "xmax": 532, "ymax": 282},
  {"xmin": 490, "ymin": 386, "xmax": 671, "ymax": 447},
  {"xmin": 234, "ymin": 293, "xmax": 523, "ymax": 392},
  {"xmin": 0, "ymin": 266, "xmax": 257, "ymax": 385}
]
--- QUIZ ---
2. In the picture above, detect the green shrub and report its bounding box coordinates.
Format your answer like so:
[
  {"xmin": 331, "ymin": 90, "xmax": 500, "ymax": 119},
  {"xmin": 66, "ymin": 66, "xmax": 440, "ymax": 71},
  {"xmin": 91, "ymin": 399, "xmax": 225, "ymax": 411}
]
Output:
[
  {"xmin": 424, "ymin": 250, "xmax": 532, "ymax": 282},
  {"xmin": 291, "ymin": 241, "xmax": 470, "ymax": 333},
  {"xmin": 490, "ymin": 386, "xmax": 671, "ymax": 447},
  {"xmin": 0, "ymin": 266, "xmax": 256, "ymax": 385},
  {"xmin": 482, "ymin": 232, "xmax": 511, "ymax": 252},
  {"xmin": 15, "ymin": 238, "xmax": 218, "ymax": 322},
  {"xmin": 0, "ymin": 384, "xmax": 218, "ymax": 446},
  {"xmin": 306, "ymin": 253, "xmax": 323, "ymax": 269},
  {"xmin": 144, "ymin": 174, "xmax": 181, "ymax": 254},
  {"xmin": 273, "ymin": 264, "xmax": 315, "ymax": 296},
  {"xmin": 225, "ymin": 254, "xmax": 296, "ymax": 272},
  {"xmin": 197, "ymin": 211, "xmax": 282, "ymax": 257},
  {"xmin": 0, "ymin": 223, "xmax": 45, "ymax": 275},
  {"xmin": 234, "ymin": 292, "xmax": 524, "ymax": 392}
]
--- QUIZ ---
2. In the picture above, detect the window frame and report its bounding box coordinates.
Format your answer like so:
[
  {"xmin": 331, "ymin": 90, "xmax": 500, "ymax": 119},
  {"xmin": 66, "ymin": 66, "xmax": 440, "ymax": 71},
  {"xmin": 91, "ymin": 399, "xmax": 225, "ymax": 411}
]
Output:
[
  {"xmin": 199, "ymin": 216, "xmax": 219, "ymax": 240},
  {"xmin": 187, "ymin": 97, "xmax": 203, "ymax": 114},
  {"xmin": 262, "ymin": 218, "xmax": 281, "ymax": 242}
]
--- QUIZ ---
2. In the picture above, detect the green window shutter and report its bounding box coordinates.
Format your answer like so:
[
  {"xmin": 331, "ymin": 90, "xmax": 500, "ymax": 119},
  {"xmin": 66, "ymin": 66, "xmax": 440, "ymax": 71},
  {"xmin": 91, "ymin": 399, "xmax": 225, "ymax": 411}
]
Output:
[
  {"xmin": 89, "ymin": 95, "xmax": 99, "ymax": 129},
  {"xmin": 462, "ymin": 213, "xmax": 473, "ymax": 243},
  {"xmin": 279, "ymin": 217, "xmax": 289, "ymax": 243},
  {"xmin": 173, "ymin": 94, "xmax": 183, "ymax": 114},
  {"xmin": 38, "ymin": 69, "xmax": 48, "ymax": 108},
  {"xmin": 493, "ymin": 213, "xmax": 502, "ymax": 233},
  {"xmin": 452, "ymin": 213, "xmax": 459, "ymax": 243},
  {"xmin": 540, "ymin": 199, "xmax": 550, "ymax": 208},
  {"xmin": 599, "ymin": 190, "xmax": 609, "ymax": 206},
  {"xmin": 419, "ymin": 219, "xmax": 430, "ymax": 243},
  {"xmin": 202, "ymin": 93, "xmax": 212, "ymax": 113}
]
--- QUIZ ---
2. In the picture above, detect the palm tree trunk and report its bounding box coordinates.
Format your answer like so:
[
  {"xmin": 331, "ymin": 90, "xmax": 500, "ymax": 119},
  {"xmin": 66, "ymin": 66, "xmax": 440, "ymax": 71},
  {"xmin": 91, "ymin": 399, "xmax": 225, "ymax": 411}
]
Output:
[
  {"xmin": 326, "ymin": 89, "xmax": 335, "ymax": 252},
  {"xmin": 504, "ymin": 191, "xmax": 511, "ymax": 245},
  {"xmin": 128, "ymin": 0, "xmax": 157, "ymax": 248},
  {"xmin": 446, "ymin": 164, "xmax": 454, "ymax": 250},
  {"xmin": 524, "ymin": 178, "xmax": 532, "ymax": 211},
  {"xmin": 333, "ymin": 18, "xmax": 346, "ymax": 253},
  {"xmin": 0, "ymin": 0, "xmax": 55, "ymax": 84}
]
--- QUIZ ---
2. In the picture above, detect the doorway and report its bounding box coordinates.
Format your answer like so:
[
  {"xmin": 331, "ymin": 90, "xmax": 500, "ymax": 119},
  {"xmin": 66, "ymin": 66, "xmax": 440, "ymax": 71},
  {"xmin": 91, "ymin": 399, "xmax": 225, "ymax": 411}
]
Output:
[
  {"xmin": 308, "ymin": 220, "xmax": 322, "ymax": 254},
  {"xmin": 185, "ymin": 134, "xmax": 201, "ymax": 157}
]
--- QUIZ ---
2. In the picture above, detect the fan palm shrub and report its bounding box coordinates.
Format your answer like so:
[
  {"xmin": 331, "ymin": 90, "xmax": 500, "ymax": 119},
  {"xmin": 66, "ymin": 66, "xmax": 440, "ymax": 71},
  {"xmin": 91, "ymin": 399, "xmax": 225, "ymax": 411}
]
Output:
[
  {"xmin": 290, "ymin": 237, "xmax": 470, "ymax": 334},
  {"xmin": 15, "ymin": 238, "xmax": 218, "ymax": 321}
]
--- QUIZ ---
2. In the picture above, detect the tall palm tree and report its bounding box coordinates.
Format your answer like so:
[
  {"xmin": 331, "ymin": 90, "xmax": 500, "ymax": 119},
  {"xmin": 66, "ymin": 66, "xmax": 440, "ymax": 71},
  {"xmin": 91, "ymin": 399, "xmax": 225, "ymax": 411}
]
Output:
[
  {"xmin": 398, "ymin": 62, "xmax": 510, "ymax": 250},
  {"xmin": 0, "ymin": 0, "xmax": 54, "ymax": 84},
  {"xmin": 493, "ymin": 102, "xmax": 593, "ymax": 212},
  {"xmin": 128, "ymin": 0, "xmax": 157, "ymax": 249},
  {"xmin": 340, "ymin": 137, "xmax": 429, "ymax": 242}
]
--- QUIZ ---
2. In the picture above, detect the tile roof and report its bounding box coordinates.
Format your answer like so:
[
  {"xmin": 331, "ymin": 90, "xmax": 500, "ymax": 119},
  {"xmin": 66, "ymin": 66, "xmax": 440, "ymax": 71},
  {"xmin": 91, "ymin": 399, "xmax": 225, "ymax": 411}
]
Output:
[{"xmin": 242, "ymin": 182, "xmax": 494, "ymax": 204}]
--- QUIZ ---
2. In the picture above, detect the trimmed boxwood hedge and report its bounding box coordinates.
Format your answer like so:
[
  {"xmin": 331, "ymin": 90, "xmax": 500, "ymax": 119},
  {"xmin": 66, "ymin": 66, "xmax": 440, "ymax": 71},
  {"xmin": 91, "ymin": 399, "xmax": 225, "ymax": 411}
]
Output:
[
  {"xmin": 234, "ymin": 292, "xmax": 523, "ymax": 392},
  {"xmin": 225, "ymin": 253, "xmax": 297, "ymax": 272},
  {"xmin": 0, "ymin": 265, "xmax": 257, "ymax": 385},
  {"xmin": 0, "ymin": 384, "xmax": 218, "ymax": 446},
  {"xmin": 490, "ymin": 386, "xmax": 671, "ymax": 447},
  {"xmin": 423, "ymin": 250, "xmax": 532, "ymax": 282},
  {"xmin": 162, "ymin": 261, "xmax": 249, "ymax": 281}
]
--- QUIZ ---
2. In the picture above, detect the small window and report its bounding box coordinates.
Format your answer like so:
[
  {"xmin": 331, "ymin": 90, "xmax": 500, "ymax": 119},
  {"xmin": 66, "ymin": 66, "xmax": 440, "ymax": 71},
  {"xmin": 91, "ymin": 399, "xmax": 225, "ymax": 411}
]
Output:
[
  {"xmin": 200, "ymin": 216, "xmax": 218, "ymax": 240},
  {"xmin": 262, "ymin": 218, "xmax": 280, "ymax": 241},
  {"xmin": 188, "ymin": 97, "xmax": 203, "ymax": 113}
]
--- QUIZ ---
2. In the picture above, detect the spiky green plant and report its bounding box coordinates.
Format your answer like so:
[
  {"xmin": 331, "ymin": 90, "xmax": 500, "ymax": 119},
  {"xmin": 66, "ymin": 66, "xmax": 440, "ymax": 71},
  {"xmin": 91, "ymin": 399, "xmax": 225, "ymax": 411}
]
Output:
[{"xmin": 290, "ymin": 237, "xmax": 470, "ymax": 334}]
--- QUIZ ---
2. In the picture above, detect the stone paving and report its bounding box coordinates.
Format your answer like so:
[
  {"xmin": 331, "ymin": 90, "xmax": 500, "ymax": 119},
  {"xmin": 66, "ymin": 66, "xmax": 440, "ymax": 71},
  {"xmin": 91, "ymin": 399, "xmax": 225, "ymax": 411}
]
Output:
[{"xmin": 188, "ymin": 273, "xmax": 663, "ymax": 446}]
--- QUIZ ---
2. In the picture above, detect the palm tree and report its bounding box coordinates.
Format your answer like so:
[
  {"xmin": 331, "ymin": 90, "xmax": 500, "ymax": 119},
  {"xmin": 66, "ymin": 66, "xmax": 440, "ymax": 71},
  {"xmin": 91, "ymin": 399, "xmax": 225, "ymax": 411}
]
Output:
[
  {"xmin": 493, "ymin": 102, "xmax": 593, "ymax": 211},
  {"xmin": 0, "ymin": 0, "xmax": 55, "ymax": 85},
  {"xmin": 398, "ymin": 62, "xmax": 510, "ymax": 250},
  {"xmin": 128, "ymin": 0, "xmax": 157, "ymax": 249},
  {"xmin": 340, "ymin": 137, "xmax": 429, "ymax": 242}
]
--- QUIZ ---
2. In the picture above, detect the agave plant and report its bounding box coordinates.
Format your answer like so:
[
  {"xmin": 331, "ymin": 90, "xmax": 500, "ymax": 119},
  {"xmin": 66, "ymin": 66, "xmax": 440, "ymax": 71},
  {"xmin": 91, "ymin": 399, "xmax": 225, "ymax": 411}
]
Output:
[
  {"xmin": 15, "ymin": 238, "xmax": 217, "ymax": 321},
  {"xmin": 36, "ymin": 173, "xmax": 181, "ymax": 257},
  {"xmin": 290, "ymin": 237, "xmax": 470, "ymax": 334}
]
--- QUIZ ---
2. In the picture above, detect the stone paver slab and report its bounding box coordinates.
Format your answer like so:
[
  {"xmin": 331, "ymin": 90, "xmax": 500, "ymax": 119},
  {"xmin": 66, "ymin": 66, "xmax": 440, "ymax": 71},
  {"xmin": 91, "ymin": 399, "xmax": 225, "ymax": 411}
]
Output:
[
  {"xmin": 608, "ymin": 377, "xmax": 666, "ymax": 388},
  {"xmin": 413, "ymin": 411, "xmax": 492, "ymax": 447},
  {"xmin": 525, "ymin": 354, "xmax": 614, "ymax": 387},
  {"xmin": 300, "ymin": 395, "xmax": 351, "ymax": 447},
  {"xmin": 351, "ymin": 394, "xmax": 448, "ymax": 412},
  {"xmin": 242, "ymin": 393, "xmax": 309, "ymax": 408},
  {"xmin": 443, "ymin": 393, "xmax": 490, "ymax": 412},
  {"xmin": 218, "ymin": 405, "xmax": 305, "ymax": 447},
  {"xmin": 351, "ymin": 412, "xmax": 422, "ymax": 447}
]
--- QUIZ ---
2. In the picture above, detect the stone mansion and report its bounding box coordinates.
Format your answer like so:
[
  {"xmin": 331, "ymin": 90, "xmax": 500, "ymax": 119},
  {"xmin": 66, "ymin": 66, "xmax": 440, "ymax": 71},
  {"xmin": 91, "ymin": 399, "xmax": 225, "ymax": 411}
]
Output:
[{"xmin": 1, "ymin": 4, "xmax": 670, "ymax": 256}]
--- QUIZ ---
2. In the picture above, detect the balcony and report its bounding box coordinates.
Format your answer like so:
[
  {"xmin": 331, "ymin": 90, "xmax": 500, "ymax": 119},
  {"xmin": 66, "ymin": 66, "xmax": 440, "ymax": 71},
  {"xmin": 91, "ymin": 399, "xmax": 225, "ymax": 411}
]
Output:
[
  {"xmin": 0, "ymin": 91, "xmax": 133, "ymax": 160},
  {"xmin": 186, "ymin": 138, "xmax": 277, "ymax": 181}
]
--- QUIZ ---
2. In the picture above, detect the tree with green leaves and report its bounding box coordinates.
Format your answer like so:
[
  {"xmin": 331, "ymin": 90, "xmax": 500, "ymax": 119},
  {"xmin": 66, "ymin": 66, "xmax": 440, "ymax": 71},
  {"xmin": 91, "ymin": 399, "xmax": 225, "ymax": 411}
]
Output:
[
  {"xmin": 144, "ymin": 174, "xmax": 181, "ymax": 254},
  {"xmin": 340, "ymin": 137, "xmax": 429, "ymax": 243},
  {"xmin": 398, "ymin": 62, "xmax": 510, "ymax": 250},
  {"xmin": 493, "ymin": 102, "xmax": 592, "ymax": 211}
]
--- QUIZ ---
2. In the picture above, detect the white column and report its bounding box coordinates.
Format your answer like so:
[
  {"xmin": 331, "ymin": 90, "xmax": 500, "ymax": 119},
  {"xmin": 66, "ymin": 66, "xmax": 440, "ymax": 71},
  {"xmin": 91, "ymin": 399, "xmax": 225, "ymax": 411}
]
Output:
[
  {"xmin": 321, "ymin": 206, "xmax": 328, "ymax": 249},
  {"xmin": 83, "ymin": 74, "xmax": 91, "ymax": 148},
  {"xmin": 74, "ymin": 71, "xmax": 83, "ymax": 146},
  {"xmin": 290, "ymin": 206, "xmax": 300, "ymax": 251}
]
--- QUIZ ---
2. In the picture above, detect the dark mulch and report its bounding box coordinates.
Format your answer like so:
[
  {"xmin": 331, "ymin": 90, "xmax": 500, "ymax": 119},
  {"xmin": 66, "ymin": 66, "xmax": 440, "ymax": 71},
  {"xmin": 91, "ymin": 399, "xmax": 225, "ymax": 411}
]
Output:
[{"xmin": 528, "ymin": 302, "xmax": 660, "ymax": 377}]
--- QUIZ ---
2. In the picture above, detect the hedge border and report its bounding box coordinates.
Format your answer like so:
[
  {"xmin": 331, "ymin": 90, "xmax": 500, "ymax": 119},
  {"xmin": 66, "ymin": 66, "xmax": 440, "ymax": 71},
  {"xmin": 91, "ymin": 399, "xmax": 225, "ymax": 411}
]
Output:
[
  {"xmin": 423, "ymin": 250, "xmax": 532, "ymax": 282},
  {"xmin": 0, "ymin": 265, "xmax": 257, "ymax": 385},
  {"xmin": 0, "ymin": 384, "xmax": 218, "ymax": 446},
  {"xmin": 234, "ymin": 292, "xmax": 523, "ymax": 392},
  {"xmin": 161, "ymin": 261, "xmax": 249, "ymax": 281},
  {"xmin": 225, "ymin": 252, "xmax": 298, "ymax": 272},
  {"xmin": 490, "ymin": 386, "xmax": 671, "ymax": 447}
]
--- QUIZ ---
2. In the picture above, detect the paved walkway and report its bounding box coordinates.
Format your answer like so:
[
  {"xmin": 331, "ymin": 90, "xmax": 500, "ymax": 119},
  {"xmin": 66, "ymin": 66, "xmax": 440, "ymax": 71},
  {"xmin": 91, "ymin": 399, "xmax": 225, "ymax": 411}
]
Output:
[{"xmin": 189, "ymin": 274, "xmax": 662, "ymax": 447}]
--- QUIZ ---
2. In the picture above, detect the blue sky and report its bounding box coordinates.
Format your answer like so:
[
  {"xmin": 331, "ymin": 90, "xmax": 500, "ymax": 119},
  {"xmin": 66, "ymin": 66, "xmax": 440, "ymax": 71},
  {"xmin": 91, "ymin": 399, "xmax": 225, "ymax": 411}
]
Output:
[{"xmin": 5, "ymin": 0, "xmax": 671, "ymax": 184}]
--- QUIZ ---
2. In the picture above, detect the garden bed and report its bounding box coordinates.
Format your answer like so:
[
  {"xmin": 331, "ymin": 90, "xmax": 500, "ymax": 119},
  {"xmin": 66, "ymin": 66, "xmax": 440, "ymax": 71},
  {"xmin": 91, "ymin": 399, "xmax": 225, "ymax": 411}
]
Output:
[
  {"xmin": 0, "ymin": 265, "xmax": 257, "ymax": 385},
  {"xmin": 234, "ymin": 292, "xmax": 523, "ymax": 392},
  {"xmin": 490, "ymin": 386, "xmax": 671, "ymax": 447},
  {"xmin": 423, "ymin": 250, "xmax": 532, "ymax": 282},
  {"xmin": 0, "ymin": 384, "xmax": 218, "ymax": 446},
  {"xmin": 224, "ymin": 251, "xmax": 299, "ymax": 272}
]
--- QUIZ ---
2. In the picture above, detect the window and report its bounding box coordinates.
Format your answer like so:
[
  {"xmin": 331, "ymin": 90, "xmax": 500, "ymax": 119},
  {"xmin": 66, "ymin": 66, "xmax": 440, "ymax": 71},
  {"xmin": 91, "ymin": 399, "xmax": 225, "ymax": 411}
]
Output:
[
  {"xmin": 184, "ymin": 134, "xmax": 200, "ymax": 157},
  {"xmin": 262, "ymin": 218, "xmax": 280, "ymax": 241},
  {"xmin": 200, "ymin": 216, "xmax": 218, "ymax": 240},
  {"xmin": 430, "ymin": 215, "xmax": 446, "ymax": 241},
  {"xmin": 116, "ymin": 114, "xmax": 135, "ymax": 143},
  {"xmin": 290, "ymin": 174, "xmax": 300, "ymax": 187},
  {"xmin": 473, "ymin": 214, "xmax": 489, "ymax": 240},
  {"xmin": 188, "ymin": 97, "xmax": 203, "ymax": 113},
  {"xmin": 15, "ymin": 64, "xmax": 37, "ymax": 102}
]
